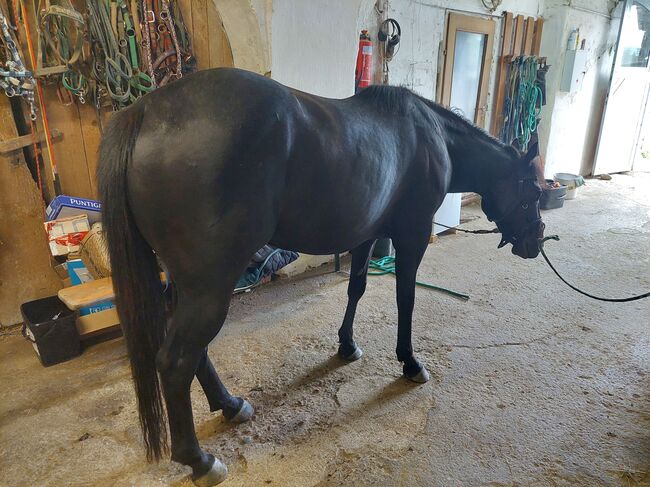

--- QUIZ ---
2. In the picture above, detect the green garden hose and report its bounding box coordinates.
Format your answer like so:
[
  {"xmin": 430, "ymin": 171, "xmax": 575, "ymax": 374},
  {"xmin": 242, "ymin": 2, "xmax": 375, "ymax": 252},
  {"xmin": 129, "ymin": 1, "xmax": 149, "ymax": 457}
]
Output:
[{"xmin": 368, "ymin": 256, "xmax": 470, "ymax": 301}]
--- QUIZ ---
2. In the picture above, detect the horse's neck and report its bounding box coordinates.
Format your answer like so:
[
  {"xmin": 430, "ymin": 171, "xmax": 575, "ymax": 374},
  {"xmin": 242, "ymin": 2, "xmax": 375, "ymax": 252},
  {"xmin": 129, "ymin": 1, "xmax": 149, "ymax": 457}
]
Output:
[{"xmin": 446, "ymin": 130, "xmax": 515, "ymax": 196}]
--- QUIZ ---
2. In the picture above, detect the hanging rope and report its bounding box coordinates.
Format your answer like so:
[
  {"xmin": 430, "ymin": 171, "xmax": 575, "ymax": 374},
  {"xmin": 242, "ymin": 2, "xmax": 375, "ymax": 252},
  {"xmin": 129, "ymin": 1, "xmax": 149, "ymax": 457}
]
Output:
[
  {"xmin": 38, "ymin": 0, "xmax": 89, "ymax": 102},
  {"xmin": 7, "ymin": 0, "xmax": 194, "ymax": 123},
  {"xmin": 500, "ymin": 56, "xmax": 543, "ymax": 151},
  {"xmin": 1, "ymin": 3, "xmax": 37, "ymax": 119}
]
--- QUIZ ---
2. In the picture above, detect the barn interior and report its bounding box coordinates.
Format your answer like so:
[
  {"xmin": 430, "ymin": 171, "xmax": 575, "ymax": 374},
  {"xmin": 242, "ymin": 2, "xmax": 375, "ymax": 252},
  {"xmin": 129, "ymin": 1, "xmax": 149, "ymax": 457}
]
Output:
[{"xmin": 1, "ymin": 1, "xmax": 649, "ymax": 486}]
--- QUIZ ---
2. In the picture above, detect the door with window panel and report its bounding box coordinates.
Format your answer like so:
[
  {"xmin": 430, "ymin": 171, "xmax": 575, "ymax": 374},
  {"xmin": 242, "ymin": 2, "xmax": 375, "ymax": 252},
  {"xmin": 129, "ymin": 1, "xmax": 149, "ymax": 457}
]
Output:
[{"xmin": 434, "ymin": 13, "xmax": 496, "ymax": 234}]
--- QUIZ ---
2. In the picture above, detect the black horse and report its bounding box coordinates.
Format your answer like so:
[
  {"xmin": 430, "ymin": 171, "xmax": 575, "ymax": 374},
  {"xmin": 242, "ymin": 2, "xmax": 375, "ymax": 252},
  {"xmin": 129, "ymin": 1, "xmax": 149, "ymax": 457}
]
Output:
[{"xmin": 98, "ymin": 67, "xmax": 544, "ymax": 486}]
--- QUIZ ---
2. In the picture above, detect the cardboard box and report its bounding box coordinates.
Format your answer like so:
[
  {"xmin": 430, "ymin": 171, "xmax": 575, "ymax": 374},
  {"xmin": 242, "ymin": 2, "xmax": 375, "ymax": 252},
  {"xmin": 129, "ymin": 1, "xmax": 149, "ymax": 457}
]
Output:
[
  {"xmin": 44, "ymin": 215, "xmax": 90, "ymax": 256},
  {"xmin": 67, "ymin": 259, "xmax": 94, "ymax": 285},
  {"xmin": 46, "ymin": 195, "xmax": 102, "ymax": 225},
  {"xmin": 76, "ymin": 307, "xmax": 120, "ymax": 337}
]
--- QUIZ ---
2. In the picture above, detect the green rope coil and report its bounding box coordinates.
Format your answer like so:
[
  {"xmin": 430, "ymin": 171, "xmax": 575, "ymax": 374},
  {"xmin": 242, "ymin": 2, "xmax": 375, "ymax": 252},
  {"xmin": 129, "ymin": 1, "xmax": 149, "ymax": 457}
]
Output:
[{"xmin": 501, "ymin": 56, "xmax": 543, "ymax": 151}]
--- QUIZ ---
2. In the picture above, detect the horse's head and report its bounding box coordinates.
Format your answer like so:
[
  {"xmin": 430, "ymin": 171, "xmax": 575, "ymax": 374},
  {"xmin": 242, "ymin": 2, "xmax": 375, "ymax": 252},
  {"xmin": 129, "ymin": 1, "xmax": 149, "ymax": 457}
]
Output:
[{"xmin": 481, "ymin": 142, "xmax": 545, "ymax": 259}]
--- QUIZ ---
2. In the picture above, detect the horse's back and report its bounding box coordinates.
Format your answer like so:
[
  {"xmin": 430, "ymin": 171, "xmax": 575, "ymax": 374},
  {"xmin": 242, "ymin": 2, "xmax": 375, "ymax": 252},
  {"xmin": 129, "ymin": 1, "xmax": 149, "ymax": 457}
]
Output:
[{"xmin": 270, "ymin": 88, "xmax": 423, "ymax": 253}]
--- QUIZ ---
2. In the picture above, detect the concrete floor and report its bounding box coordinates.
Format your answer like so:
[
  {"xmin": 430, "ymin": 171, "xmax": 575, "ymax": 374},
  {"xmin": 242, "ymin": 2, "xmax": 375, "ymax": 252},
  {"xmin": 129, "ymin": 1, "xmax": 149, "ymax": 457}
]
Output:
[{"xmin": 1, "ymin": 173, "xmax": 649, "ymax": 487}]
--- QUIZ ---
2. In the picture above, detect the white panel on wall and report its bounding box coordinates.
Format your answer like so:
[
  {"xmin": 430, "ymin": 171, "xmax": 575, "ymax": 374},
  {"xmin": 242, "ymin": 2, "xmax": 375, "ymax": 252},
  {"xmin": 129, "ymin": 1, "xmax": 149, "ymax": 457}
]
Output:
[{"xmin": 271, "ymin": 0, "xmax": 365, "ymax": 97}]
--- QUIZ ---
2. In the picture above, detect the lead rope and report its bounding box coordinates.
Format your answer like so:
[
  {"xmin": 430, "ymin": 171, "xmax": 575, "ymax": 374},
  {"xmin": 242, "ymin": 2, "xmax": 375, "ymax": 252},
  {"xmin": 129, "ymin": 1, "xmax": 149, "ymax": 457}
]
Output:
[
  {"xmin": 539, "ymin": 236, "xmax": 650, "ymax": 302},
  {"xmin": 433, "ymin": 221, "xmax": 499, "ymax": 235},
  {"xmin": 434, "ymin": 223, "xmax": 650, "ymax": 302}
]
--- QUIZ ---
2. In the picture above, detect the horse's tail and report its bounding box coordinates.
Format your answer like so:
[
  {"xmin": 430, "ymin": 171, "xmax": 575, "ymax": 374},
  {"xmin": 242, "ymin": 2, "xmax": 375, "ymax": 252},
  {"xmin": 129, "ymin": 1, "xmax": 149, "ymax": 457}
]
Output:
[{"xmin": 97, "ymin": 103, "xmax": 168, "ymax": 462}]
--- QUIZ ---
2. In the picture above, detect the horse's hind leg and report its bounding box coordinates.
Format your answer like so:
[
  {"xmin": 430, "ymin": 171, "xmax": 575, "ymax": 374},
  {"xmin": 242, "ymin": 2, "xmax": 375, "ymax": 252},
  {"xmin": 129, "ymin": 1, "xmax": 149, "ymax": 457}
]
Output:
[
  {"xmin": 157, "ymin": 289, "xmax": 232, "ymax": 486},
  {"xmin": 338, "ymin": 240, "xmax": 376, "ymax": 360},
  {"xmin": 196, "ymin": 349, "xmax": 253, "ymax": 422},
  {"xmin": 393, "ymin": 227, "xmax": 431, "ymax": 383},
  {"xmin": 157, "ymin": 250, "xmax": 259, "ymax": 486}
]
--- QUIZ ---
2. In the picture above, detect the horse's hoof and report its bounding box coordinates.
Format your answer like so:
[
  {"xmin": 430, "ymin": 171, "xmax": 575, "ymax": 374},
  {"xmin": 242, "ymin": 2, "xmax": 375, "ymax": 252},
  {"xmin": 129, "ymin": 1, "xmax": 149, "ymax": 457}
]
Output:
[
  {"xmin": 404, "ymin": 366, "xmax": 430, "ymax": 384},
  {"xmin": 225, "ymin": 398, "xmax": 254, "ymax": 423},
  {"xmin": 193, "ymin": 457, "xmax": 228, "ymax": 487},
  {"xmin": 338, "ymin": 343, "xmax": 363, "ymax": 361}
]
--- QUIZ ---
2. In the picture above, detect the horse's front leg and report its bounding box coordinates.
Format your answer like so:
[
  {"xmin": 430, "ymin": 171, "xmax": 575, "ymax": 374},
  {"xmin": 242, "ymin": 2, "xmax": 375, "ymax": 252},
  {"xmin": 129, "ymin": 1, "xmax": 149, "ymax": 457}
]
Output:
[
  {"xmin": 393, "ymin": 231, "xmax": 431, "ymax": 383},
  {"xmin": 196, "ymin": 349, "xmax": 253, "ymax": 422},
  {"xmin": 338, "ymin": 239, "xmax": 376, "ymax": 360}
]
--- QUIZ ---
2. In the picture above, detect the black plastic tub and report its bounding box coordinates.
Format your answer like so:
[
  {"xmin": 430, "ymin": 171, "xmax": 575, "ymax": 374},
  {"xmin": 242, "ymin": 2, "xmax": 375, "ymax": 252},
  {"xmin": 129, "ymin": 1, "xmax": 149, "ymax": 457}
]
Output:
[
  {"xmin": 20, "ymin": 296, "xmax": 80, "ymax": 366},
  {"xmin": 540, "ymin": 180, "xmax": 567, "ymax": 210}
]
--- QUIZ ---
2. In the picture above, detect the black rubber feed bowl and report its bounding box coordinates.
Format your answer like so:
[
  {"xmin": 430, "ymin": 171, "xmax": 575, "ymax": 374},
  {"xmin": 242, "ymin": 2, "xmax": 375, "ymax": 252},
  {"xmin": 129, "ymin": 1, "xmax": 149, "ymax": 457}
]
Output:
[{"xmin": 540, "ymin": 180, "xmax": 567, "ymax": 210}]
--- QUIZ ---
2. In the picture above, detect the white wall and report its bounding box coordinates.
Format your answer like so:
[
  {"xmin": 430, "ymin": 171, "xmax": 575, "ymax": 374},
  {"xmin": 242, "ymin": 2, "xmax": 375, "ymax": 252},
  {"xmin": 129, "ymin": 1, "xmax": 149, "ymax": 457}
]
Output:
[
  {"xmin": 539, "ymin": 0, "xmax": 616, "ymax": 177},
  {"xmin": 222, "ymin": 0, "xmax": 618, "ymax": 175},
  {"xmin": 270, "ymin": 0, "xmax": 366, "ymax": 97}
]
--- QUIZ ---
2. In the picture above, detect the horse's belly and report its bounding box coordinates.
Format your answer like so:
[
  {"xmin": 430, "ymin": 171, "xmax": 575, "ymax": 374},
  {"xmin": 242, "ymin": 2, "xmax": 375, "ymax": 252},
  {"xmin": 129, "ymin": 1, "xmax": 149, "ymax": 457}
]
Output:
[{"xmin": 270, "ymin": 201, "xmax": 388, "ymax": 254}]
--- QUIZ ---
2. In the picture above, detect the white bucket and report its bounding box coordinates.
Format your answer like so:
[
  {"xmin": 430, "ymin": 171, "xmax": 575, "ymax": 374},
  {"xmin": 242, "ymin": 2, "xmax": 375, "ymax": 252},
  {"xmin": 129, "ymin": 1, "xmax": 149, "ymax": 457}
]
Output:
[{"xmin": 553, "ymin": 173, "xmax": 585, "ymax": 200}]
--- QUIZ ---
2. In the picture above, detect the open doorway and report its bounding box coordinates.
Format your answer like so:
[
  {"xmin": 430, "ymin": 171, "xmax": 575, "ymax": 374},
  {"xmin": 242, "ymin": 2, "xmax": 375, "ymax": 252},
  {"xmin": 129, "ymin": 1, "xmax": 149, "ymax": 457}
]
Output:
[{"xmin": 593, "ymin": 0, "xmax": 650, "ymax": 175}]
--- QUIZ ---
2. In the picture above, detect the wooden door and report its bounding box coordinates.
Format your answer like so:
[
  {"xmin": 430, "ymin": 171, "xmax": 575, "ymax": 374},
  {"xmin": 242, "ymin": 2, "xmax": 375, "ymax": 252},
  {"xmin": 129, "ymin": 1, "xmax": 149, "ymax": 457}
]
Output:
[{"xmin": 439, "ymin": 13, "xmax": 496, "ymax": 128}]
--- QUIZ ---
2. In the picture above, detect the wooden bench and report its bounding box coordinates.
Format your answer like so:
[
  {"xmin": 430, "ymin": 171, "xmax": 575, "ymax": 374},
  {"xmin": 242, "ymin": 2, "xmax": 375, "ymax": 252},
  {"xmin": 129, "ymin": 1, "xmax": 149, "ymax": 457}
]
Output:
[
  {"xmin": 58, "ymin": 274, "xmax": 166, "ymax": 337},
  {"xmin": 58, "ymin": 278, "xmax": 119, "ymax": 338},
  {"xmin": 58, "ymin": 277, "xmax": 115, "ymax": 311}
]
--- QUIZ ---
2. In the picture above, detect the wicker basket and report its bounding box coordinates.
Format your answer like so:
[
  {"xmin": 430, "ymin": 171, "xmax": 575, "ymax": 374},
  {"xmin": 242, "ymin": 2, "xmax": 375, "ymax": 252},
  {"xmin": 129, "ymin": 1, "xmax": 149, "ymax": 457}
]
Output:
[{"xmin": 79, "ymin": 222, "xmax": 111, "ymax": 279}]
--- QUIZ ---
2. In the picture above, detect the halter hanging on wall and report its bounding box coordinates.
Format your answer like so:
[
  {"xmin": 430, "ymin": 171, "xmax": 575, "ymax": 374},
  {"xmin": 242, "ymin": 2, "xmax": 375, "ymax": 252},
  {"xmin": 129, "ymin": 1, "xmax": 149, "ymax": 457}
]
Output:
[
  {"xmin": 378, "ymin": 17, "xmax": 400, "ymax": 84},
  {"xmin": 378, "ymin": 18, "xmax": 400, "ymax": 59}
]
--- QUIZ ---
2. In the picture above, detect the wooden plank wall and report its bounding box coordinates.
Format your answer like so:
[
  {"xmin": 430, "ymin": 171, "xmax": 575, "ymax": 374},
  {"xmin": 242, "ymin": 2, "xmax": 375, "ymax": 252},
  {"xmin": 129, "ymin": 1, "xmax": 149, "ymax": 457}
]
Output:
[
  {"xmin": 0, "ymin": 93, "xmax": 61, "ymax": 327},
  {"xmin": 490, "ymin": 12, "xmax": 545, "ymax": 137},
  {"xmin": 181, "ymin": 0, "xmax": 233, "ymax": 69},
  {"xmin": 18, "ymin": 0, "xmax": 233, "ymax": 201}
]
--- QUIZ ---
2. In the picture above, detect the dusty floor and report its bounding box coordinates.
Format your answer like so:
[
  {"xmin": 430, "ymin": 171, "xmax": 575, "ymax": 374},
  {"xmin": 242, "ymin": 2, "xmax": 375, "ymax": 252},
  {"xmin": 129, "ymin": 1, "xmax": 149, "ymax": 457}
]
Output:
[{"xmin": 1, "ymin": 173, "xmax": 650, "ymax": 487}]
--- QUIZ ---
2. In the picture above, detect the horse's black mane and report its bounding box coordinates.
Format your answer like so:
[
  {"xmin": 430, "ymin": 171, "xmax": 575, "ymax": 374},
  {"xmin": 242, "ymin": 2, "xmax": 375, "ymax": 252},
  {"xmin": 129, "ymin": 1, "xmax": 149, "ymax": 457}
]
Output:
[{"xmin": 356, "ymin": 84, "xmax": 520, "ymax": 159}]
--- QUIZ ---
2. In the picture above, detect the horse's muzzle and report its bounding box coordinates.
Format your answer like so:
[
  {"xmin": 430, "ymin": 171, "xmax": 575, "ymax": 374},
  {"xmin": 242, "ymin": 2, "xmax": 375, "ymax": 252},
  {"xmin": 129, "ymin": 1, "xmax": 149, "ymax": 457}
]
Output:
[{"xmin": 512, "ymin": 221, "xmax": 545, "ymax": 259}]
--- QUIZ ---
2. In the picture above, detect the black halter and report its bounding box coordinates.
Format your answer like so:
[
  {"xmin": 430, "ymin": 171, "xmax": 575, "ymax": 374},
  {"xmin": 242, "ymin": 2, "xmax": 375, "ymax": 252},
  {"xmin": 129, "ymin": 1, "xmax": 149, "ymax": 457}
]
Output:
[{"xmin": 485, "ymin": 176, "xmax": 543, "ymax": 248}]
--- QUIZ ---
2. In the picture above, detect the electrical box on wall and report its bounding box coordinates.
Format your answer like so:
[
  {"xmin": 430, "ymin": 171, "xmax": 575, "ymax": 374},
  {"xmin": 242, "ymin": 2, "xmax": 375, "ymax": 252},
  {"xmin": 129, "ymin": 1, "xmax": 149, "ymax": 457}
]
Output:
[{"xmin": 560, "ymin": 50, "xmax": 588, "ymax": 93}]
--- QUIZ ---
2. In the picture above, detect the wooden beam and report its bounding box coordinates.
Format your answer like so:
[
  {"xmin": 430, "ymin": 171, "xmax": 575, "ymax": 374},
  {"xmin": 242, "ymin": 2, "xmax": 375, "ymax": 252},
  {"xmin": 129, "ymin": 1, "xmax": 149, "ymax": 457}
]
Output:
[
  {"xmin": 524, "ymin": 17, "xmax": 535, "ymax": 55},
  {"xmin": 192, "ymin": 0, "xmax": 209, "ymax": 70},
  {"xmin": 513, "ymin": 15, "xmax": 525, "ymax": 56},
  {"xmin": 490, "ymin": 12, "xmax": 514, "ymax": 137},
  {"xmin": 532, "ymin": 18, "xmax": 545, "ymax": 56},
  {"xmin": 0, "ymin": 129, "xmax": 63, "ymax": 154}
]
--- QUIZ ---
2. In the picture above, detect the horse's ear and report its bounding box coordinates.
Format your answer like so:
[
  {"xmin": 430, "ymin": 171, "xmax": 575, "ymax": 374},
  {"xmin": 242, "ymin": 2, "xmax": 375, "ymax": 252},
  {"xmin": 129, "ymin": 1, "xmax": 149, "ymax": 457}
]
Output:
[{"xmin": 524, "ymin": 142, "xmax": 539, "ymax": 163}]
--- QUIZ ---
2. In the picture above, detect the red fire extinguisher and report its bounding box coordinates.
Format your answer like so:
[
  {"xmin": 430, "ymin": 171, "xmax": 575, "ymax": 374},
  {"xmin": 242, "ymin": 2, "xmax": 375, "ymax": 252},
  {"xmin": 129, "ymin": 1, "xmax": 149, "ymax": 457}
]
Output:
[{"xmin": 355, "ymin": 30, "xmax": 373, "ymax": 93}]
